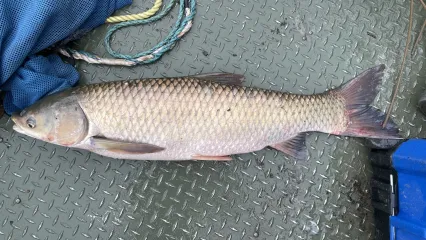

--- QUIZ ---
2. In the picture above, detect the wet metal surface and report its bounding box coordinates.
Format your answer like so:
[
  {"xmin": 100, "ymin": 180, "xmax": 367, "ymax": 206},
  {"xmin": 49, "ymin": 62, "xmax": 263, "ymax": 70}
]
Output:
[{"xmin": 1, "ymin": 0, "xmax": 426, "ymax": 239}]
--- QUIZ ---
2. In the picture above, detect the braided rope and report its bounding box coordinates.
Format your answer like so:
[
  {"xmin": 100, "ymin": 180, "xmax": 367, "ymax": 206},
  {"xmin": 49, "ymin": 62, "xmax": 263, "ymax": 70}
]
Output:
[
  {"xmin": 59, "ymin": 0, "xmax": 195, "ymax": 66},
  {"xmin": 105, "ymin": 0, "xmax": 162, "ymax": 23}
]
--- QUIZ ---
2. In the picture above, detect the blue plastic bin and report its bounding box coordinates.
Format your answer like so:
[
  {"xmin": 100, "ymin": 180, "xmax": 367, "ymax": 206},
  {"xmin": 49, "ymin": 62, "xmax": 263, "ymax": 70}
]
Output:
[{"xmin": 390, "ymin": 139, "xmax": 426, "ymax": 240}]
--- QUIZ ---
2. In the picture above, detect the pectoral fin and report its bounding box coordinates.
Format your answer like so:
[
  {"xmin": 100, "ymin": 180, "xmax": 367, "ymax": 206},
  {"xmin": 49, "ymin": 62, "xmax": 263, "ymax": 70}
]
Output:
[
  {"xmin": 270, "ymin": 133, "xmax": 308, "ymax": 160},
  {"xmin": 91, "ymin": 137, "xmax": 165, "ymax": 154}
]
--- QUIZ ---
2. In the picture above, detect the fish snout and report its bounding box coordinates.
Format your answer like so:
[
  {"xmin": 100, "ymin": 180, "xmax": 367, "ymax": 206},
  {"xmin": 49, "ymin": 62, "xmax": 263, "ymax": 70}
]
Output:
[
  {"xmin": 11, "ymin": 113, "xmax": 19, "ymax": 124},
  {"xmin": 10, "ymin": 113, "xmax": 25, "ymax": 128}
]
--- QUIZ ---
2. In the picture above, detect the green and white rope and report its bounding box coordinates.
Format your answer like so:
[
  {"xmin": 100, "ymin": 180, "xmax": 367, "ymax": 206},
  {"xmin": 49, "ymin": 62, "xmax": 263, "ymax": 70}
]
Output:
[{"xmin": 59, "ymin": 0, "xmax": 195, "ymax": 66}]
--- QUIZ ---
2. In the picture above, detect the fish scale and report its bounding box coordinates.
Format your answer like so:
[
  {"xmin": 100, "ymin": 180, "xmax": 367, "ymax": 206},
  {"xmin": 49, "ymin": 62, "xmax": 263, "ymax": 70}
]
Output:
[{"xmin": 73, "ymin": 77, "xmax": 346, "ymax": 160}]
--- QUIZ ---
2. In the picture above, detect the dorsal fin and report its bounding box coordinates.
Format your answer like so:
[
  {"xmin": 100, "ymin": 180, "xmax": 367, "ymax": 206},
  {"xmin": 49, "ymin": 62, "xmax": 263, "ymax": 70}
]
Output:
[{"xmin": 189, "ymin": 73, "xmax": 245, "ymax": 86}]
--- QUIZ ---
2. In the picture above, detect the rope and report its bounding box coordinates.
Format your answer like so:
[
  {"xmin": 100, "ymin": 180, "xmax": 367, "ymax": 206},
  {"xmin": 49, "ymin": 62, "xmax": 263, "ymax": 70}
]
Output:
[
  {"xmin": 59, "ymin": 0, "xmax": 195, "ymax": 66},
  {"xmin": 105, "ymin": 0, "xmax": 163, "ymax": 23}
]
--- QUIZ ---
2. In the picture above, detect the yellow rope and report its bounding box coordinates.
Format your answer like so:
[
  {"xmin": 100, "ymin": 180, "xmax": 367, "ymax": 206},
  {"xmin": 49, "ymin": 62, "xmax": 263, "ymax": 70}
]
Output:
[{"xmin": 105, "ymin": 0, "xmax": 163, "ymax": 23}]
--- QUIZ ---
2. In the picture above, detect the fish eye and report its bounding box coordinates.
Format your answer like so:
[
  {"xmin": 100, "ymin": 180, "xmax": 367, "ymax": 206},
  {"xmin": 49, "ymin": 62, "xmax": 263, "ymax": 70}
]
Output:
[{"xmin": 26, "ymin": 117, "xmax": 36, "ymax": 128}]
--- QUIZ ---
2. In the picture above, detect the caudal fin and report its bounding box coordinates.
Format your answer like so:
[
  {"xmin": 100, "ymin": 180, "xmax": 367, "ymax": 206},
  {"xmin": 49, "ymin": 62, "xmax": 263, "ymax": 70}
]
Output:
[{"xmin": 336, "ymin": 64, "xmax": 401, "ymax": 139}]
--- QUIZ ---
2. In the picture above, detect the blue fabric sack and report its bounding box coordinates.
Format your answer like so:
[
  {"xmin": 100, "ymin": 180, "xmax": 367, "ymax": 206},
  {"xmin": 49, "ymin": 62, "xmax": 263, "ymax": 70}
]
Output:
[{"xmin": 0, "ymin": 0, "xmax": 132, "ymax": 114}]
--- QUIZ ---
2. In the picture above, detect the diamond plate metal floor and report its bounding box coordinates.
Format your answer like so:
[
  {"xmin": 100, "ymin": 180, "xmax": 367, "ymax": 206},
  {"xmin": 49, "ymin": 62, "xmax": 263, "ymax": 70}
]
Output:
[{"xmin": 1, "ymin": 0, "xmax": 426, "ymax": 239}]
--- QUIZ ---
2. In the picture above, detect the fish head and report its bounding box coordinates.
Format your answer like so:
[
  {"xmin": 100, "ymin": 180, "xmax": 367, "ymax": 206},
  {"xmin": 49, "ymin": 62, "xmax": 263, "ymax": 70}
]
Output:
[{"xmin": 11, "ymin": 94, "xmax": 89, "ymax": 147}]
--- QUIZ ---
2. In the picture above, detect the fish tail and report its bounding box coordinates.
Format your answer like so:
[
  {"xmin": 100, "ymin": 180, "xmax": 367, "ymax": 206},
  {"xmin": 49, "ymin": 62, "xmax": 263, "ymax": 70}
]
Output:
[{"xmin": 336, "ymin": 64, "xmax": 401, "ymax": 139}]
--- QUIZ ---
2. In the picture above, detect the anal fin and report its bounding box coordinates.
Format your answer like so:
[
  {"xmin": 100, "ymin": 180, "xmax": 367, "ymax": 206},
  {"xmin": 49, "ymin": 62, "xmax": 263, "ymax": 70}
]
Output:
[
  {"xmin": 270, "ymin": 133, "xmax": 308, "ymax": 160},
  {"xmin": 91, "ymin": 137, "xmax": 165, "ymax": 155},
  {"xmin": 192, "ymin": 154, "xmax": 233, "ymax": 161}
]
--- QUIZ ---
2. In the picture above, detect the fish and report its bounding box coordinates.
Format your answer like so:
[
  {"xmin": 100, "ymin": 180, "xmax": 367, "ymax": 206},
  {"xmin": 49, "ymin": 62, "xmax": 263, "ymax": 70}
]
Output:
[{"xmin": 11, "ymin": 64, "xmax": 401, "ymax": 161}]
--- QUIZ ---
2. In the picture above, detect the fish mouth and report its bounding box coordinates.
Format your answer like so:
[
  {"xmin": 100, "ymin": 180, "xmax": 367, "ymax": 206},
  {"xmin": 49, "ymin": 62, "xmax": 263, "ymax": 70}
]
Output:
[
  {"xmin": 10, "ymin": 113, "xmax": 18, "ymax": 123},
  {"xmin": 11, "ymin": 114, "xmax": 27, "ymax": 135},
  {"xmin": 12, "ymin": 124, "xmax": 26, "ymax": 135}
]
